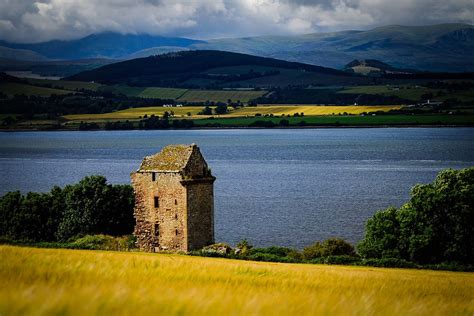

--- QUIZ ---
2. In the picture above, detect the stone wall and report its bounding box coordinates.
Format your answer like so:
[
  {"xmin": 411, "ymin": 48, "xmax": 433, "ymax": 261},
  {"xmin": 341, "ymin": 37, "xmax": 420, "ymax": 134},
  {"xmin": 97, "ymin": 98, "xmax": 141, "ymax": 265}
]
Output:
[
  {"xmin": 185, "ymin": 180, "xmax": 215, "ymax": 251},
  {"xmin": 132, "ymin": 171, "xmax": 187, "ymax": 252}
]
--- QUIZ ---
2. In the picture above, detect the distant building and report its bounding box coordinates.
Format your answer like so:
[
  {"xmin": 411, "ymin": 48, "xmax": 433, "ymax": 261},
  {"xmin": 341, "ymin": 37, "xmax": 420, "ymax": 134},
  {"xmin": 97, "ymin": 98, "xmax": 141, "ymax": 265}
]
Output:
[{"xmin": 131, "ymin": 144, "xmax": 215, "ymax": 252}]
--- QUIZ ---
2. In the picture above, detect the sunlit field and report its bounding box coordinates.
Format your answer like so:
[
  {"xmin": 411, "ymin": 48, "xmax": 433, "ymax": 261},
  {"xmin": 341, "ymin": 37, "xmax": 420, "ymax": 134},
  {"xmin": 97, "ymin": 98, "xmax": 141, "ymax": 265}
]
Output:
[
  {"xmin": 230, "ymin": 105, "xmax": 402, "ymax": 116},
  {"xmin": 63, "ymin": 106, "xmax": 206, "ymax": 120},
  {"xmin": 0, "ymin": 246, "xmax": 472, "ymax": 315},
  {"xmin": 64, "ymin": 105, "xmax": 402, "ymax": 121}
]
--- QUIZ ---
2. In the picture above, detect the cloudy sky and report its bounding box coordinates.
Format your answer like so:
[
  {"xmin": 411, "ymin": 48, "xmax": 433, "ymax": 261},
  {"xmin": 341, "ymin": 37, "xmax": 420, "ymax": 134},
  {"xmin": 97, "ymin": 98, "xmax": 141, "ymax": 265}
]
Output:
[{"xmin": 0, "ymin": 0, "xmax": 473, "ymax": 43}]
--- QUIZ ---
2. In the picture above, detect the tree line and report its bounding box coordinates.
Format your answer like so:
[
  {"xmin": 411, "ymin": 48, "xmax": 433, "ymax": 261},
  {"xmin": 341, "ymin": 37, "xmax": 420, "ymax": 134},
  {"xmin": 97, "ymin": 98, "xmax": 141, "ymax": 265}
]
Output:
[{"xmin": 0, "ymin": 176, "xmax": 134, "ymax": 242}]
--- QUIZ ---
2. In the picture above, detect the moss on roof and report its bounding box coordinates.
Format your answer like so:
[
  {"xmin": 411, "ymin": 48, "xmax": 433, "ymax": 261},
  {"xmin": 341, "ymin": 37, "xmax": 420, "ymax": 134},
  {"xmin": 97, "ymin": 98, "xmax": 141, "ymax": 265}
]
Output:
[{"xmin": 139, "ymin": 144, "xmax": 195, "ymax": 172}]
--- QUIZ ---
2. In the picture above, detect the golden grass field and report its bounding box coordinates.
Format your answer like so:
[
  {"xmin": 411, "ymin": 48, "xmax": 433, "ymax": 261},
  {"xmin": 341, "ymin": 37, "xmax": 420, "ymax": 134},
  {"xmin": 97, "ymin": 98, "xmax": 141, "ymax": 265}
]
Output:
[
  {"xmin": 64, "ymin": 105, "xmax": 402, "ymax": 121},
  {"xmin": 0, "ymin": 245, "xmax": 472, "ymax": 315}
]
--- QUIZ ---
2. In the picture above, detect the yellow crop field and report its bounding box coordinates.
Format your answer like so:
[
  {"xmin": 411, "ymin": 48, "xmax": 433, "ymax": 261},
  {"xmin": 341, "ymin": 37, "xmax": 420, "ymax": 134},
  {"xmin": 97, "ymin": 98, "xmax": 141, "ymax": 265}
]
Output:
[
  {"xmin": 230, "ymin": 105, "xmax": 403, "ymax": 116},
  {"xmin": 63, "ymin": 106, "xmax": 207, "ymax": 121},
  {"xmin": 0, "ymin": 246, "xmax": 472, "ymax": 316},
  {"xmin": 64, "ymin": 105, "xmax": 402, "ymax": 121}
]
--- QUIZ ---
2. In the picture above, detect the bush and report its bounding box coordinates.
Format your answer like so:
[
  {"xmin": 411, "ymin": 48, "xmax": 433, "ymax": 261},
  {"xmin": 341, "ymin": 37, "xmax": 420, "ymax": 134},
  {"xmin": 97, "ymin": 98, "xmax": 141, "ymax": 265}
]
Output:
[
  {"xmin": 247, "ymin": 252, "xmax": 296, "ymax": 263},
  {"xmin": 303, "ymin": 238, "xmax": 355, "ymax": 260},
  {"xmin": 359, "ymin": 258, "xmax": 419, "ymax": 269},
  {"xmin": 71, "ymin": 235, "xmax": 135, "ymax": 251},
  {"xmin": 248, "ymin": 246, "xmax": 302, "ymax": 263},
  {"xmin": 200, "ymin": 243, "xmax": 233, "ymax": 257},
  {"xmin": 309, "ymin": 255, "xmax": 361, "ymax": 265},
  {"xmin": 235, "ymin": 239, "xmax": 253, "ymax": 256}
]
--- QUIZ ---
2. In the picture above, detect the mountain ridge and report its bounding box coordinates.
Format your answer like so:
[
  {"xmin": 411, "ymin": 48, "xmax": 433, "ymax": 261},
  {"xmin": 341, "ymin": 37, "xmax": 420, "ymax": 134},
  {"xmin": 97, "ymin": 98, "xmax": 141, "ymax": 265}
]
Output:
[{"xmin": 0, "ymin": 23, "xmax": 472, "ymax": 72}]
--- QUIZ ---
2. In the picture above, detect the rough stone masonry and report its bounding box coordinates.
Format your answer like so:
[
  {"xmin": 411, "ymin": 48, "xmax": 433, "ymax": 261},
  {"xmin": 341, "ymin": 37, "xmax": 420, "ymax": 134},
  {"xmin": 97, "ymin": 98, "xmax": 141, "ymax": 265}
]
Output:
[{"xmin": 131, "ymin": 144, "xmax": 215, "ymax": 252}]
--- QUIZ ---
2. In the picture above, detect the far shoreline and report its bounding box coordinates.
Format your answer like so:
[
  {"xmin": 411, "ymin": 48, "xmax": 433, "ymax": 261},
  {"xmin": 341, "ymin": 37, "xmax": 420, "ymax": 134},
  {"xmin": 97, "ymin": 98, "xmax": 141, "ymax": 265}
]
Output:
[{"xmin": 1, "ymin": 124, "xmax": 474, "ymax": 132}]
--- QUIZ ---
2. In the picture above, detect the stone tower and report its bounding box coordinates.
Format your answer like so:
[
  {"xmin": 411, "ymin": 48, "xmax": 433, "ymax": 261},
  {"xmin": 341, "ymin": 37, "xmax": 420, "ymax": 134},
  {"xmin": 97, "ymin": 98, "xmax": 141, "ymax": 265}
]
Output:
[{"xmin": 131, "ymin": 144, "xmax": 215, "ymax": 252}]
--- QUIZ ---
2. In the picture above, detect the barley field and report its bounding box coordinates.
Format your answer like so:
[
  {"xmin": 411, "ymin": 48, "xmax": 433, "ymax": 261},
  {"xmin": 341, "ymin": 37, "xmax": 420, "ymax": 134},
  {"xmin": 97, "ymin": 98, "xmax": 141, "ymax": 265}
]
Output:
[
  {"xmin": 0, "ymin": 246, "xmax": 472, "ymax": 315},
  {"xmin": 231, "ymin": 105, "xmax": 402, "ymax": 116},
  {"xmin": 177, "ymin": 89, "xmax": 267, "ymax": 102},
  {"xmin": 64, "ymin": 105, "xmax": 402, "ymax": 121},
  {"xmin": 63, "ymin": 106, "xmax": 206, "ymax": 121}
]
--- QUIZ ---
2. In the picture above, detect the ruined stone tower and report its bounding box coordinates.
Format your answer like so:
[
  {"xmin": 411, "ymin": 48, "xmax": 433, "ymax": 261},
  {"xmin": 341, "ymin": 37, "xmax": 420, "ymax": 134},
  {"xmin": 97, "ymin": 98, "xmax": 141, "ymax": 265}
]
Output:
[{"xmin": 131, "ymin": 144, "xmax": 215, "ymax": 252}]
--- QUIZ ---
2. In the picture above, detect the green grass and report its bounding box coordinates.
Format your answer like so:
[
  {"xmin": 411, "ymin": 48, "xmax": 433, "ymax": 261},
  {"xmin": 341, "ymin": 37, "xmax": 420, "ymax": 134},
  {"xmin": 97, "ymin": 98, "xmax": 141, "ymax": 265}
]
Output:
[
  {"xmin": 178, "ymin": 90, "xmax": 267, "ymax": 102},
  {"xmin": 26, "ymin": 78, "xmax": 102, "ymax": 91},
  {"xmin": 339, "ymin": 85, "xmax": 474, "ymax": 102},
  {"xmin": 195, "ymin": 115, "xmax": 474, "ymax": 127},
  {"xmin": 99, "ymin": 85, "xmax": 188, "ymax": 99},
  {"xmin": 0, "ymin": 82, "xmax": 73, "ymax": 97},
  {"xmin": 0, "ymin": 245, "xmax": 472, "ymax": 315},
  {"xmin": 137, "ymin": 87, "xmax": 188, "ymax": 99}
]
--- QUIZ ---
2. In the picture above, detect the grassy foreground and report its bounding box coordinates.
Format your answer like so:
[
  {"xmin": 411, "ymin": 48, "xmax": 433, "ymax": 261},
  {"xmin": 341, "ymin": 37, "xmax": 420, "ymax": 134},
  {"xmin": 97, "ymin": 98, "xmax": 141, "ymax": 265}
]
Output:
[{"xmin": 0, "ymin": 246, "xmax": 473, "ymax": 315}]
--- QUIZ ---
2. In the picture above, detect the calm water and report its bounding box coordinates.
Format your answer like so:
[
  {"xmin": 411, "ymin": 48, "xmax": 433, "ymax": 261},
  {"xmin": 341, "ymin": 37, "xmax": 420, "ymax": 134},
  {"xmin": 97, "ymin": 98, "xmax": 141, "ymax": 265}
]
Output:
[{"xmin": 1, "ymin": 128, "xmax": 473, "ymax": 248}]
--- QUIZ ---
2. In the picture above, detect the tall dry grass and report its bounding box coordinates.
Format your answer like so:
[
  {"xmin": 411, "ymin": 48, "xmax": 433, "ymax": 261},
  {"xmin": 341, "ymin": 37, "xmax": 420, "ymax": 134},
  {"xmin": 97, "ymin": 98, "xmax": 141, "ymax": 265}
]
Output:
[{"xmin": 0, "ymin": 245, "xmax": 472, "ymax": 315}]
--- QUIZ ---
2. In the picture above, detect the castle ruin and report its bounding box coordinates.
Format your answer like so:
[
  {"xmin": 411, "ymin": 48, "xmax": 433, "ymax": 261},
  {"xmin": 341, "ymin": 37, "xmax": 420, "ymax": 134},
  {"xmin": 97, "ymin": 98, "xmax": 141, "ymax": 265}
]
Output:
[{"xmin": 131, "ymin": 144, "xmax": 215, "ymax": 252}]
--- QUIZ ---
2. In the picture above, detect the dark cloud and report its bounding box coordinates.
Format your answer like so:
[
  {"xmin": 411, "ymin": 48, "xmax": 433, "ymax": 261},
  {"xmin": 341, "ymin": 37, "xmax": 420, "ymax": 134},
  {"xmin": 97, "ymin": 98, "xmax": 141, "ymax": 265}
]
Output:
[{"xmin": 0, "ymin": 0, "xmax": 472, "ymax": 43}]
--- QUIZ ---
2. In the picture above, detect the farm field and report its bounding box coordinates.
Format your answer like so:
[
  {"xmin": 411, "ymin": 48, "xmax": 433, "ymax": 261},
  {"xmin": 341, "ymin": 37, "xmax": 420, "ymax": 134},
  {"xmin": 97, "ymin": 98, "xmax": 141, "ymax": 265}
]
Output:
[
  {"xmin": 177, "ymin": 89, "xmax": 267, "ymax": 102},
  {"xmin": 0, "ymin": 246, "xmax": 472, "ymax": 315},
  {"xmin": 63, "ymin": 105, "xmax": 402, "ymax": 121},
  {"xmin": 63, "ymin": 106, "xmax": 205, "ymax": 121},
  {"xmin": 26, "ymin": 78, "xmax": 102, "ymax": 91},
  {"xmin": 0, "ymin": 82, "xmax": 73, "ymax": 97},
  {"xmin": 339, "ymin": 85, "xmax": 474, "ymax": 102},
  {"xmin": 195, "ymin": 114, "xmax": 474, "ymax": 127},
  {"xmin": 99, "ymin": 85, "xmax": 187, "ymax": 99},
  {"xmin": 230, "ymin": 105, "xmax": 402, "ymax": 116}
]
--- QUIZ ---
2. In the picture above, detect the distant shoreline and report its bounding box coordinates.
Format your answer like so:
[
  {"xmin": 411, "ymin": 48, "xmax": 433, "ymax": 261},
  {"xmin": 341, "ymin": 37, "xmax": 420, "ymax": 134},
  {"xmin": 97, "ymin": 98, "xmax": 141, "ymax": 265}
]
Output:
[{"xmin": 2, "ymin": 124, "xmax": 474, "ymax": 132}]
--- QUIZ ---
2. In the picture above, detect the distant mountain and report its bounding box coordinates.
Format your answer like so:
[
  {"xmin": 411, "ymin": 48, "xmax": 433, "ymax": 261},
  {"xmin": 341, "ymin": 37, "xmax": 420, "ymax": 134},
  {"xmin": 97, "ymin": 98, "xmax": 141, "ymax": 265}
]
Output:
[
  {"xmin": 194, "ymin": 24, "xmax": 474, "ymax": 72},
  {"xmin": 344, "ymin": 59, "xmax": 416, "ymax": 75},
  {"xmin": 0, "ymin": 58, "xmax": 117, "ymax": 78},
  {"xmin": 0, "ymin": 46, "xmax": 48, "ymax": 62},
  {"xmin": 66, "ymin": 50, "xmax": 368, "ymax": 88},
  {"xmin": 0, "ymin": 32, "xmax": 203, "ymax": 60},
  {"xmin": 1, "ymin": 24, "xmax": 473, "ymax": 72}
]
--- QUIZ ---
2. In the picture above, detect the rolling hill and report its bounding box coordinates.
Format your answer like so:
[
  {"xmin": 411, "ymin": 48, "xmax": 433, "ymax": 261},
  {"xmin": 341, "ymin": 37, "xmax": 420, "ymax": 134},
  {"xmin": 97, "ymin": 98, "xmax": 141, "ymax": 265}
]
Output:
[
  {"xmin": 198, "ymin": 24, "xmax": 474, "ymax": 72},
  {"xmin": 1, "ymin": 24, "xmax": 472, "ymax": 74},
  {"xmin": 66, "ymin": 50, "xmax": 368, "ymax": 88},
  {"xmin": 344, "ymin": 59, "xmax": 417, "ymax": 75},
  {"xmin": 0, "ymin": 32, "xmax": 202, "ymax": 60}
]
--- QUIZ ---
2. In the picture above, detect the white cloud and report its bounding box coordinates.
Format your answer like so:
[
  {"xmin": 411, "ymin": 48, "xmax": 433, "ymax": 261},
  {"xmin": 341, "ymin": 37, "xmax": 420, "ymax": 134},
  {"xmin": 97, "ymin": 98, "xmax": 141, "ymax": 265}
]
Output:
[{"xmin": 0, "ymin": 0, "xmax": 472, "ymax": 43}]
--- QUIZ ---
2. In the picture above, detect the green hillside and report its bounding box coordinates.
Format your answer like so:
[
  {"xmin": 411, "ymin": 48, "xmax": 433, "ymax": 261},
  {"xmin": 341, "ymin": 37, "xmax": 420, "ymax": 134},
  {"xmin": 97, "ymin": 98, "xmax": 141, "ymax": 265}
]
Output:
[{"xmin": 66, "ymin": 50, "xmax": 366, "ymax": 88}]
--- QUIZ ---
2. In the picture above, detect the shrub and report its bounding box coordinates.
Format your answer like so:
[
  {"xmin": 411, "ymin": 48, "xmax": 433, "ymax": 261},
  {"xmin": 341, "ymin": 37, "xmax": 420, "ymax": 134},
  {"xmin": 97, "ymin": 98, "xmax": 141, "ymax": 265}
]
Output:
[
  {"xmin": 309, "ymin": 255, "xmax": 361, "ymax": 265},
  {"xmin": 201, "ymin": 243, "xmax": 233, "ymax": 256},
  {"xmin": 247, "ymin": 252, "xmax": 296, "ymax": 263},
  {"xmin": 303, "ymin": 238, "xmax": 355, "ymax": 260},
  {"xmin": 359, "ymin": 258, "xmax": 419, "ymax": 269},
  {"xmin": 248, "ymin": 246, "xmax": 303, "ymax": 263},
  {"xmin": 71, "ymin": 235, "xmax": 135, "ymax": 251},
  {"xmin": 235, "ymin": 239, "xmax": 253, "ymax": 256}
]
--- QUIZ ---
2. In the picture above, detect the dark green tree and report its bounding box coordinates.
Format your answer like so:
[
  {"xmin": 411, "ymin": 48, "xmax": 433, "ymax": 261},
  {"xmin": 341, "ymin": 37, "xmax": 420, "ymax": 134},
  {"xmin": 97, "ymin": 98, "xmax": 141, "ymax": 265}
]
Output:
[
  {"xmin": 358, "ymin": 167, "xmax": 474, "ymax": 264},
  {"xmin": 303, "ymin": 238, "xmax": 355, "ymax": 260}
]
